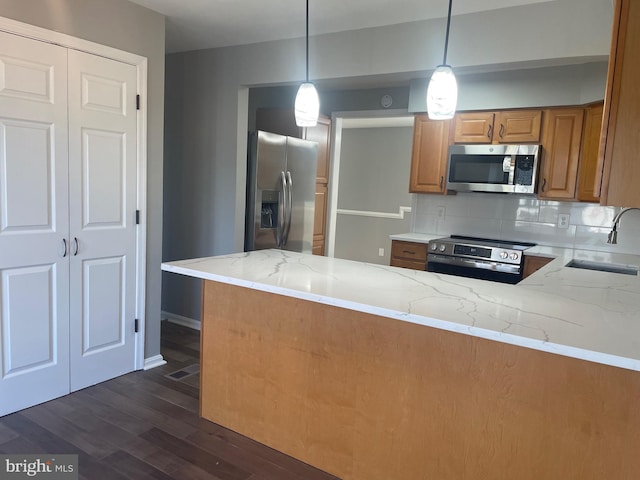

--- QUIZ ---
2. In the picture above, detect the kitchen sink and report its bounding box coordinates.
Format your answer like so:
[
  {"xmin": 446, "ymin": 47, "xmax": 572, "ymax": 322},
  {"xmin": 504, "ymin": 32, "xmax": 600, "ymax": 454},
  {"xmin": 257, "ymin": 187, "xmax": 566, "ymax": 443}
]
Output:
[{"xmin": 565, "ymin": 259, "xmax": 639, "ymax": 276}]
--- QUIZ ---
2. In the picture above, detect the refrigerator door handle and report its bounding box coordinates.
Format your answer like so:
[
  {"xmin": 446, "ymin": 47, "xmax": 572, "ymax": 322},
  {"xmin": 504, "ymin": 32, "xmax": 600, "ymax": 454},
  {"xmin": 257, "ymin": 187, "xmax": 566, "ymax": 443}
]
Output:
[
  {"xmin": 277, "ymin": 171, "xmax": 287, "ymax": 247},
  {"xmin": 283, "ymin": 171, "xmax": 293, "ymax": 245}
]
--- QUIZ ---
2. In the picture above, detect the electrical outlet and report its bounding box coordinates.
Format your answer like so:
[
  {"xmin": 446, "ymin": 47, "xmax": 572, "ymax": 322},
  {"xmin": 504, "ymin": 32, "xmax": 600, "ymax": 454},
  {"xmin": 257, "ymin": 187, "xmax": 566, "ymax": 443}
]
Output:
[
  {"xmin": 378, "ymin": 248, "xmax": 385, "ymax": 257},
  {"xmin": 558, "ymin": 213, "xmax": 570, "ymax": 229},
  {"xmin": 436, "ymin": 206, "xmax": 446, "ymax": 220}
]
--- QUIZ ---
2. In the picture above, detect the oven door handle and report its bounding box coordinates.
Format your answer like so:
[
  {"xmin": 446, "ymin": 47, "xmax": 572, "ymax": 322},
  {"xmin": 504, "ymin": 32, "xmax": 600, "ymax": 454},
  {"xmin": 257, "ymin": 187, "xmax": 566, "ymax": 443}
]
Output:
[{"xmin": 428, "ymin": 254, "xmax": 521, "ymax": 274}]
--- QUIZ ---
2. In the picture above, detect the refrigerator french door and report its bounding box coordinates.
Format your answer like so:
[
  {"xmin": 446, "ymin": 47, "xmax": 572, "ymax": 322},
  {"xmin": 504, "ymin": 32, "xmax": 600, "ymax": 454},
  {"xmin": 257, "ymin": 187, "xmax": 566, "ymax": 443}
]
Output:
[{"xmin": 246, "ymin": 130, "xmax": 318, "ymax": 253}]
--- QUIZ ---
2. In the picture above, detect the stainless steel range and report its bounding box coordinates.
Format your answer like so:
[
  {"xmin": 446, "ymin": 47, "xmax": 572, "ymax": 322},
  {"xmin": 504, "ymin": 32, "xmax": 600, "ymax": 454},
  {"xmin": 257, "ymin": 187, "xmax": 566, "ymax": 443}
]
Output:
[{"xmin": 427, "ymin": 235, "xmax": 536, "ymax": 284}]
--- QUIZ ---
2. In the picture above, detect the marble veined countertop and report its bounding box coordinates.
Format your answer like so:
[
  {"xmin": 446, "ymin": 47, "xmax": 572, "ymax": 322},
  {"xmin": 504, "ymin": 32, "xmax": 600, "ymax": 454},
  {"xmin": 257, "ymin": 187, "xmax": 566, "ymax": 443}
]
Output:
[{"xmin": 162, "ymin": 248, "xmax": 640, "ymax": 372}]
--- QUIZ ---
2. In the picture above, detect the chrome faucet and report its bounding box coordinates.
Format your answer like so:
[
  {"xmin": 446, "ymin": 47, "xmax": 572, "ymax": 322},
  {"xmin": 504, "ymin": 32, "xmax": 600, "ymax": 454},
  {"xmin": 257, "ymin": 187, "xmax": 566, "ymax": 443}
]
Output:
[{"xmin": 607, "ymin": 207, "xmax": 640, "ymax": 244}]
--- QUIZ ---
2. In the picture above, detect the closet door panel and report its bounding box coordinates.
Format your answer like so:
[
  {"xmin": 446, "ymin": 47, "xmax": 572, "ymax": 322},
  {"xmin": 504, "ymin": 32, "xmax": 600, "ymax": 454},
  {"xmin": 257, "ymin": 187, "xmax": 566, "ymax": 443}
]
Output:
[
  {"xmin": 0, "ymin": 31, "xmax": 69, "ymax": 416},
  {"xmin": 67, "ymin": 50, "xmax": 138, "ymax": 391}
]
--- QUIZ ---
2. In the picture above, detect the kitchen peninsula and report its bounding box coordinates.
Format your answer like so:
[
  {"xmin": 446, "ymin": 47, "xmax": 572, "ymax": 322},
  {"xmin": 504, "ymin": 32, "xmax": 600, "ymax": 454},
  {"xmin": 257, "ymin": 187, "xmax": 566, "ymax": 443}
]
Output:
[{"xmin": 162, "ymin": 249, "xmax": 640, "ymax": 480}]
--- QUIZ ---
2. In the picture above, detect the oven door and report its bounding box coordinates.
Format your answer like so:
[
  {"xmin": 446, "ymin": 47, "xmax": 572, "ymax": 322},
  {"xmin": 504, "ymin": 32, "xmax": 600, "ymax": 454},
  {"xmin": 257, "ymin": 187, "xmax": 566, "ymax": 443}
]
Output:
[{"xmin": 427, "ymin": 253, "xmax": 523, "ymax": 284}]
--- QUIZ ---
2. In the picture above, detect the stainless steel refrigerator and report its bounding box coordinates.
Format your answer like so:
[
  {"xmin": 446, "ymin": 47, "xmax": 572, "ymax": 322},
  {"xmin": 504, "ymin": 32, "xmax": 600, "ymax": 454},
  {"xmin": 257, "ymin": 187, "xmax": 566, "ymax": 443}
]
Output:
[{"xmin": 245, "ymin": 130, "xmax": 318, "ymax": 253}]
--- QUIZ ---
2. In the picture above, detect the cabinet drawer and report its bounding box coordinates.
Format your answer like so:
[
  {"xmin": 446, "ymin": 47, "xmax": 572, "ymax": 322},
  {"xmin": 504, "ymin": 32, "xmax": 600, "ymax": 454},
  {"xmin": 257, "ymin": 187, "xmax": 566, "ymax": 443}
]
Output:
[
  {"xmin": 391, "ymin": 240, "xmax": 428, "ymax": 262},
  {"xmin": 390, "ymin": 258, "xmax": 428, "ymax": 270}
]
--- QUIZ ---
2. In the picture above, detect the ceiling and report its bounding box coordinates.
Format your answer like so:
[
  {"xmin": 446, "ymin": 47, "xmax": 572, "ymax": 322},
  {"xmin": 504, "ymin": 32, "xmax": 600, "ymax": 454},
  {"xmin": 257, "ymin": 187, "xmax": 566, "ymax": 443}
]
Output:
[{"xmin": 127, "ymin": 0, "xmax": 558, "ymax": 53}]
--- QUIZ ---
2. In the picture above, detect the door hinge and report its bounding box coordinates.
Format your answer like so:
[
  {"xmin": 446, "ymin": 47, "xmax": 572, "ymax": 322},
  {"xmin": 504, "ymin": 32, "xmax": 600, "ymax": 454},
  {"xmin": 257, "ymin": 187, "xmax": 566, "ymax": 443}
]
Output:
[
  {"xmin": 135, "ymin": 210, "xmax": 140, "ymax": 225},
  {"xmin": 134, "ymin": 318, "xmax": 139, "ymax": 333},
  {"xmin": 136, "ymin": 94, "xmax": 141, "ymax": 110}
]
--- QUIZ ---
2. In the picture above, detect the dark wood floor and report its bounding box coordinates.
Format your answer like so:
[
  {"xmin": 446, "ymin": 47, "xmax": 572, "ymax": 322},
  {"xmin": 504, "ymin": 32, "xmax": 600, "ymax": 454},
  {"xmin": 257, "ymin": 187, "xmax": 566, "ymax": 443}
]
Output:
[{"xmin": 0, "ymin": 321, "xmax": 340, "ymax": 480}]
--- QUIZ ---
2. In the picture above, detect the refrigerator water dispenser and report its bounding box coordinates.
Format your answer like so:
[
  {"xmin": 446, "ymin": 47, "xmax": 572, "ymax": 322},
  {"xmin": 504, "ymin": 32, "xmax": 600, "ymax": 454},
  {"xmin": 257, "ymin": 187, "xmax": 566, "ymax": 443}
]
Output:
[{"xmin": 260, "ymin": 190, "xmax": 279, "ymax": 229}]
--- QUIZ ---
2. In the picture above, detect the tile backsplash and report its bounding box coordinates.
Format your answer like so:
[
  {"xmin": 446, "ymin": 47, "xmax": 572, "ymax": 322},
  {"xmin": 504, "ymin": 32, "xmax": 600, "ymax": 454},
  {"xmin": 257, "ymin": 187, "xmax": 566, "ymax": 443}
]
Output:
[{"xmin": 412, "ymin": 193, "xmax": 640, "ymax": 255}]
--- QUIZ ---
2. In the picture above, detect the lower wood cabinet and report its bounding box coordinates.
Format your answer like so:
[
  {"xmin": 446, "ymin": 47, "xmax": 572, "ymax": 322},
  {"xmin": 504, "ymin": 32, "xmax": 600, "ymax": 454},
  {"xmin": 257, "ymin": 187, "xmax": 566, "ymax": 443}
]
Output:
[
  {"xmin": 523, "ymin": 255, "xmax": 554, "ymax": 279},
  {"xmin": 390, "ymin": 240, "xmax": 428, "ymax": 270}
]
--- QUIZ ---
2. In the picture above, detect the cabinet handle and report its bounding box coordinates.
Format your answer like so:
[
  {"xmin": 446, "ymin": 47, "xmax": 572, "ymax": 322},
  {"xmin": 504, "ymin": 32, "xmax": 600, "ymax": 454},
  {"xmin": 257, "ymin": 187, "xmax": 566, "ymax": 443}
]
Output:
[
  {"xmin": 541, "ymin": 178, "xmax": 547, "ymax": 192},
  {"xmin": 62, "ymin": 238, "xmax": 68, "ymax": 257},
  {"xmin": 487, "ymin": 124, "xmax": 493, "ymax": 139},
  {"xmin": 499, "ymin": 123, "xmax": 505, "ymax": 138},
  {"xmin": 402, "ymin": 250, "xmax": 416, "ymax": 255},
  {"xmin": 439, "ymin": 176, "xmax": 444, "ymax": 189},
  {"xmin": 73, "ymin": 237, "xmax": 79, "ymax": 256}
]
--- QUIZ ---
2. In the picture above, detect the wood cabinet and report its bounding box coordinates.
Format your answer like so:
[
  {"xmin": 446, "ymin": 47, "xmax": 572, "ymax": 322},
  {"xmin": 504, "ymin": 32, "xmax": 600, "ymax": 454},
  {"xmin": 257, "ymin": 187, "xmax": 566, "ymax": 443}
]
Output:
[
  {"xmin": 453, "ymin": 110, "xmax": 542, "ymax": 144},
  {"xmin": 577, "ymin": 102, "xmax": 604, "ymax": 202},
  {"xmin": 409, "ymin": 114, "xmax": 451, "ymax": 194},
  {"xmin": 203, "ymin": 279, "xmax": 640, "ymax": 480},
  {"xmin": 390, "ymin": 240, "xmax": 428, "ymax": 270},
  {"xmin": 256, "ymin": 108, "xmax": 331, "ymax": 255},
  {"xmin": 538, "ymin": 108, "xmax": 585, "ymax": 200},
  {"xmin": 598, "ymin": 0, "xmax": 640, "ymax": 207},
  {"xmin": 522, "ymin": 255, "xmax": 554, "ymax": 279}
]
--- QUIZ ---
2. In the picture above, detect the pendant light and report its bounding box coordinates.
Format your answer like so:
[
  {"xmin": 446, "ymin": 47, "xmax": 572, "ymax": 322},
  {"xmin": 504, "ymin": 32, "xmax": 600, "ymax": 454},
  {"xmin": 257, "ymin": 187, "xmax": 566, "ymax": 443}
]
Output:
[
  {"xmin": 426, "ymin": 0, "xmax": 457, "ymax": 120},
  {"xmin": 295, "ymin": 0, "xmax": 319, "ymax": 127}
]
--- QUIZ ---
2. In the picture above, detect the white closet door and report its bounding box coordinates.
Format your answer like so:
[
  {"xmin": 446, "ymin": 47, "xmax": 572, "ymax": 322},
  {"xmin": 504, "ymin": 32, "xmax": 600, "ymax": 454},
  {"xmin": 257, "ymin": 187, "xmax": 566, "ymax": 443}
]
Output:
[
  {"xmin": 0, "ymin": 32, "xmax": 70, "ymax": 416},
  {"xmin": 67, "ymin": 50, "xmax": 138, "ymax": 391}
]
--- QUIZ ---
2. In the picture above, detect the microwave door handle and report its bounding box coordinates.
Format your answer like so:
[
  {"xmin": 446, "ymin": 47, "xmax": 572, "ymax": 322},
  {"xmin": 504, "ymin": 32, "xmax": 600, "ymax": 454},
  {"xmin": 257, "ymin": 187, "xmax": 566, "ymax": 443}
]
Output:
[{"xmin": 507, "ymin": 156, "xmax": 516, "ymax": 185}]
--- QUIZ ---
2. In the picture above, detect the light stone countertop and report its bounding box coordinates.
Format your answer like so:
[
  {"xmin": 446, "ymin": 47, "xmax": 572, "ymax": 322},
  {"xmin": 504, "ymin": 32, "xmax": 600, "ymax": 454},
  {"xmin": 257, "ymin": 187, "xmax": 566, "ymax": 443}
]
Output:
[{"xmin": 162, "ymin": 248, "xmax": 640, "ymax": 372}]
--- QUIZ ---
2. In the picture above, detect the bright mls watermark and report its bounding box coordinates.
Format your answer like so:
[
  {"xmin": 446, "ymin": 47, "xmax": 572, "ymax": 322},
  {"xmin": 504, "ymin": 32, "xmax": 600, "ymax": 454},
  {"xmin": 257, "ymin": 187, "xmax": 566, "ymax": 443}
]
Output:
[{"xmin": 0, "ymin": 455, "xmax": 78, "ymax": 479}]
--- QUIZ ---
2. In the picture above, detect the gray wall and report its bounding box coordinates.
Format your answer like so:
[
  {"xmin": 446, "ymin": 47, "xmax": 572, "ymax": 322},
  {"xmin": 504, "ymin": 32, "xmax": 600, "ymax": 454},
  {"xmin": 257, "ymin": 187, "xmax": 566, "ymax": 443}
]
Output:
[
  {"xmin": 162, "ymin": 0, "xmax": 613, "ymax": 322},
  {"xmin": 334, "ymin": 127, "xmax": 414, "ymax": 265},
  {"xmin": 409, "ymin": 62, "xmax": 609, "ymax": 112},
  {"xmin": 0, "ymin": 0, "xmax": 166, "ymax": 359}
]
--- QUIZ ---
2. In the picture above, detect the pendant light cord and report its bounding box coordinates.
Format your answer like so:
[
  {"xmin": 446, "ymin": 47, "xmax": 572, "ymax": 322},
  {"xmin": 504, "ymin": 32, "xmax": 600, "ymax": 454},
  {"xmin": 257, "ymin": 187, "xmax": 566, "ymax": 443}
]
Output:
[
  {"xmin": 305, "ymin": 0, "xmax": 310, "ymax": 82},
  {"xmin": 442, "ymin": 0, "xmax": 453, "ymax": 65}
]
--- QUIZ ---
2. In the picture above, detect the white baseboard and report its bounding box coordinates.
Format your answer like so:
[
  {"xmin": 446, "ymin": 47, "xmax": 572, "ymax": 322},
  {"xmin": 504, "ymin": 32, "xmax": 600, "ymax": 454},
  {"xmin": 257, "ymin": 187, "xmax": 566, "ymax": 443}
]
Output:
[
  {"xmin": 162, "ymin": 310, "xmax": 201, "ymax": 331},
  {"xmin": 143, "ymin": 354, "xmax": 167, "ymax": 370}
]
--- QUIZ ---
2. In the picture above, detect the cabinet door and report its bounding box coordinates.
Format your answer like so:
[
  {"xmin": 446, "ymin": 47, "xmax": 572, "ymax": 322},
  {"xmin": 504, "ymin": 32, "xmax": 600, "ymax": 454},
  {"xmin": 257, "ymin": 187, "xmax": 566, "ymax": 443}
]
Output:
[
  {"xmin": 577, "ymin": 103, "xmax": 603, "ymax": 203},
  {"xmin": 598, "ymin": 0, "xmax": 640, "ymax": 207},
  {"xmin": 305, "ymin": 116, "xmax": 331, "ymax": 184},
  {"xmin": 539, "ymin": 108, "xmax": 584, "ymax": 200},
  {"xmin": 453, "ymin": 112, "xmax": 494, "ymax": 143},
  {"xmin": 313, "ymin": 184, "xmax": 327, "ymax": 256},
  {"xmin": 494, "ymin": 110, "xmax": 542, "ymax": 143},
  {"xmin": 305, "ymin": 116, "xmax": 331, "ymax": 255},
  {"xmin": 0, "ymin": 32, "xmax": 70, "ymax": 416},
  {"xmin": 409, "ymin": 115, "xmax": 451, "ymax": 193},
  {"xmin": 522, "ymin": 255, "xmax": 554, "ymax": 279}
]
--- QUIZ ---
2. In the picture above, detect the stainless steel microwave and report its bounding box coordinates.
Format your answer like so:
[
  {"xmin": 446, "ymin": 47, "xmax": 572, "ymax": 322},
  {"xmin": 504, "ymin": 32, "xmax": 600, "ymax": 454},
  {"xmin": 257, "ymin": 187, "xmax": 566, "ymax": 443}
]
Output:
[{"xmin": 446, "ymin": 144, "xmax": 541, "ymax": 194}]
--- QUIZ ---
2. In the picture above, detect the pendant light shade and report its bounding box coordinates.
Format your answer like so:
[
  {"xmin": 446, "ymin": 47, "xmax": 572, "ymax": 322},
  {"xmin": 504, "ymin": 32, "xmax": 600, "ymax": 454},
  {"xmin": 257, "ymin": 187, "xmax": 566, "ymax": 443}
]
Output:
[
  {"xmin": 426, "ymin": 65, "xmax": 458, "ymax": 120},
  {"xmin": 295, "ymin": 0, "xmax": 319, "ymax": 127},
  {"xmin": 427, "ymin": 0, "xmax": 457, "ymax": 120},
  {"xmin": 295, "ymin": 82, "xmax": 320, "ymax": 127}
]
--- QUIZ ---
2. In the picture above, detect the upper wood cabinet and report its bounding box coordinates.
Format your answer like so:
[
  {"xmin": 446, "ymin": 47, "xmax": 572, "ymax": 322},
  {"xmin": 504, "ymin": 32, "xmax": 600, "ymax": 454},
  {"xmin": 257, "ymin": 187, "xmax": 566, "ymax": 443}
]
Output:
[
  {"xmin": 598, "ymin": 0, "xmax": 640, "ymax": 207},
  {"xmin": 409, "ymin": 114, "xmax": 451, "ymax": 194},
  {"xmin": 538, "ymin": 108, "xmax": 584, "ymax": 200},
  {"xmin": 577, "ymin": 102, "xmax": 604, "ymax": 203},
  {"xmin": 453, "ymin": 110, "xmax": 542, "ymax": 144}
]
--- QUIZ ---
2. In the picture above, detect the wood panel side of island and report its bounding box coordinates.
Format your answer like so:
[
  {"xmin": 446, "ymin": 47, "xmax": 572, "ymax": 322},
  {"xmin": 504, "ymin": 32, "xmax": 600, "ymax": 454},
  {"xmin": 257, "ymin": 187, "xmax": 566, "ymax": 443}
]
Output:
[{"xmin": 201, "ymin": 280, "xmax": 640, "ymax": 480}]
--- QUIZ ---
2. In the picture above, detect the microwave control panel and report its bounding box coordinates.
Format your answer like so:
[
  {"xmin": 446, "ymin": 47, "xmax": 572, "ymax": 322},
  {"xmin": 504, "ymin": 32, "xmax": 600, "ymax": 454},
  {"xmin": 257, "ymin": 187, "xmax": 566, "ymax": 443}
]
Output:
[{"xmin": 514, "ymin": 155, "xmax": 535, "ymax": 186}]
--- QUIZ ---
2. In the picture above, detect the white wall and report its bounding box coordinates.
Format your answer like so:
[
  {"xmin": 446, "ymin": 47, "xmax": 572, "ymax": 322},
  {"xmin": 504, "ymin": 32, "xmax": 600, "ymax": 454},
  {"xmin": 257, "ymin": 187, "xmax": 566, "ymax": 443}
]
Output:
[
  {"xmin": 0, "ymin": 0, "xmax": 165, "ymax": 359},
  {"xmin": 413, "ymin": 195, "xmax": 640, "ymax": 256},
  {"xmin": 409, "ymin": 62, "xmax": 609, "ymax": 112},
  {"xmin": 162, "ymin": 0, "xmax": 614, "ymax": 322}
]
